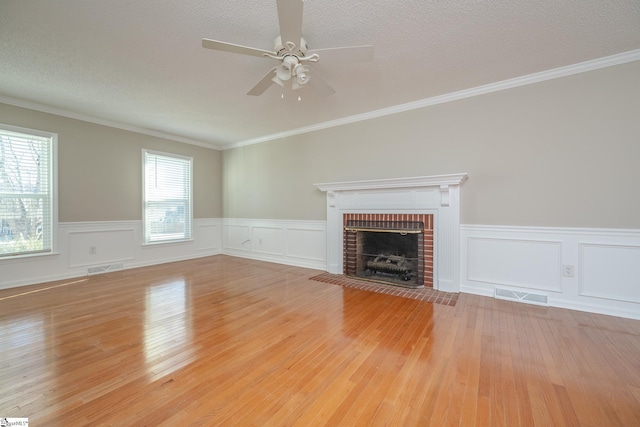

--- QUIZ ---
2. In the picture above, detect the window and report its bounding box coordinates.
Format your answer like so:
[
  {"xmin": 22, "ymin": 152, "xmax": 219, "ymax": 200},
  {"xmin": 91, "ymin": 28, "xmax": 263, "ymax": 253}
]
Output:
[
  {"xmin": 0, "ymin": 124, "xmax": 57, "ymax": 258},
  {"xmin": 143, "ymin": 150, "xmax": 192, "ymax": 244}
]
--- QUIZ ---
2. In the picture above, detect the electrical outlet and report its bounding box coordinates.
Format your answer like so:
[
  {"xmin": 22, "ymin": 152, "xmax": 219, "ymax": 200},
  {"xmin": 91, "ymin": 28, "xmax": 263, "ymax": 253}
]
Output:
[
  {"xmin": 89, "ymin": 246, "xmax": 97, "ymax": 255},
  {"xmin": 563, "ymin": 264, "xmax": 574, "ymax": 277}
]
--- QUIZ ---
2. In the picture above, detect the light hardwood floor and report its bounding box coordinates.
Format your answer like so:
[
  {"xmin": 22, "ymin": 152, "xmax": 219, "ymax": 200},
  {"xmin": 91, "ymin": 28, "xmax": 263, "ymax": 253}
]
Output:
[{"xmin": 1, "ymin": 255, "xmax": 639, "ymax": 426}]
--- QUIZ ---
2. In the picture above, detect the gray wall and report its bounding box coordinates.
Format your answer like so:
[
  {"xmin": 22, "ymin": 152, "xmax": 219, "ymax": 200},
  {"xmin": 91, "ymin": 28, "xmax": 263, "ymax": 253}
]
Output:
[
  {"xmin": 0, "ymin": 103, "xmax": 222, "ymax": 222},
  {"xmin": 2, "ymin": 60, "xmax": 638, "ymax": 229},
  {"xmin": 223, "ymin": 60, "xmax": 640, "ymax": 229}
]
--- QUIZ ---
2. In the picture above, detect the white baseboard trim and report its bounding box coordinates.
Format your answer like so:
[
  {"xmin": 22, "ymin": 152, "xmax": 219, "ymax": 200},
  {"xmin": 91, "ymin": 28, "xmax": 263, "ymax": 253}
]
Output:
[
  {"xmin": 549, "ymin": 298, "xmax": 640, "ymax": 321},
  {"xmin": 460, "ymin": 282, "xmax": 495, "ymax": 298},
  {"xmin": 125, "ymin": 250, "xmax": 222, "ymax": 272},
  {"xmin": 0, "ymin": 271, "xmax": 86, "ymax": 291},
  {"xmin": 222, "ymin": 250, "xmax": 325, "ymax": 271}
]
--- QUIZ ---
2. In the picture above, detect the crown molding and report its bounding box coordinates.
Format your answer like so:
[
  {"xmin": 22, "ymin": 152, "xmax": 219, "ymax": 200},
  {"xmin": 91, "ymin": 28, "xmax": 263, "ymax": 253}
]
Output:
[
  {"xmin": 2, "ymin": 49, "xmax": 638, "ymax": 152},
  {"xmin": 0, "ymin": 95, "xmax": 223, "ymax": 151},
  {"xmin": 229, "ymin": 48, "xmax": 640, "ymax": 150}
]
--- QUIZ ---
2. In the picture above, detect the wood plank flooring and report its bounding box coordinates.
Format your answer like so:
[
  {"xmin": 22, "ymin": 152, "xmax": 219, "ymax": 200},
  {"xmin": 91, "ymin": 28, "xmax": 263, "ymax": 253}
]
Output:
[{"xmin": 1, "ymin": 255, "xmax": 639, "ymax": 426}]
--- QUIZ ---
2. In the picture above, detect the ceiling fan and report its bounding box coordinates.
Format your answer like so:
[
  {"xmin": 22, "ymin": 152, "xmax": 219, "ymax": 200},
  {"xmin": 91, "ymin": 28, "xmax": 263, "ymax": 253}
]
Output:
[{"xmin": 202, "ymin": 0, "xmax": 373, "ymax": 97}]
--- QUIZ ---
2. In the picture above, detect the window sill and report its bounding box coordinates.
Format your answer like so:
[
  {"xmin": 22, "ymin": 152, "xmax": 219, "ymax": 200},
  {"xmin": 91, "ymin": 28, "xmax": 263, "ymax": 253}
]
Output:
[
  {"xmin": 142, "ymin": 238, "xmax": 194, "ymax": 247},
  {"xmin": 0, "ymin": 251, "xmax": 60, "ymax": 264}
]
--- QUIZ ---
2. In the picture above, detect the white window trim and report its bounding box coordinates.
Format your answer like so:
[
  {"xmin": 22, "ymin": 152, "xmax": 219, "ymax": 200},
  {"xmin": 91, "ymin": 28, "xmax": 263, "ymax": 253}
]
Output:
[
  {"xmin": 0, "ymin": 123, "xmax": 58, "ymax": 261},
  {"xmin": 141, "ymin": 149, "xmax": 193, "ymax": 246}
]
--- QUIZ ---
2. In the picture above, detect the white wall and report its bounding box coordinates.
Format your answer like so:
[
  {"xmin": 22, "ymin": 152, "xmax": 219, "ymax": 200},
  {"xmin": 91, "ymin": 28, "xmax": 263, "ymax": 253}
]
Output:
[
  {"xmin": 0, "ymin": 219, "xmax": 222, "ymax": 289},
  {"xmin": 222, "ymin": 218, "xmax": 326, "ymax": 270},
  {"xmin": 0, "ymin": 217, "xmax": 326, "ymax": 290},
  {"xmin": 461, "ymin": 224, "xmax": 640, "ymax": 319},
  {"xmin": 4, "ymin": 216, "xmax": 638, "ymax": 321}
]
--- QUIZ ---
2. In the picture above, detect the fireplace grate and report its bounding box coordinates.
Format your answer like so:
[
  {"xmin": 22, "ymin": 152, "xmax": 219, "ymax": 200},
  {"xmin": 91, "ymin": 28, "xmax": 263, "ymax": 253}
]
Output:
[{"xmin": 365, "ymin": 254, "xmax": 413, "ymax": 280}]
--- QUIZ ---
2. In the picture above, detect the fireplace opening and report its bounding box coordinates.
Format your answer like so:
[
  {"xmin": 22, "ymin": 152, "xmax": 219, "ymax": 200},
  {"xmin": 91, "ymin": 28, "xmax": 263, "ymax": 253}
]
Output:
[{"xmin": 344, "ymin": 220, "xmax": 425, "ymax": 288}]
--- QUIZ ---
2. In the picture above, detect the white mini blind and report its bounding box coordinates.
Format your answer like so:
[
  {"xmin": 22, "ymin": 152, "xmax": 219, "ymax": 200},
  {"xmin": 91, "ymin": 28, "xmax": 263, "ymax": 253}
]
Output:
[
  {"xmin": 0, "ymin": 126, "xmax": 54, "ymax": 257},
  {"xmin": 143, "ymin": 150, "xmax": 192, "ymax": 243}
]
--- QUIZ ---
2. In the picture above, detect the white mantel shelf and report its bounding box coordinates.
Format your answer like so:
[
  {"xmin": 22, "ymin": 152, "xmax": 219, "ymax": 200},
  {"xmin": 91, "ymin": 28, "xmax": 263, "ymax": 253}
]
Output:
[
  {"xmin": 314, "ymin": 173, "xmax": 468, "ymax": 192},
  {"xmin": 315, "ymin": 173, "xmax": 469, "ymax": 293}
]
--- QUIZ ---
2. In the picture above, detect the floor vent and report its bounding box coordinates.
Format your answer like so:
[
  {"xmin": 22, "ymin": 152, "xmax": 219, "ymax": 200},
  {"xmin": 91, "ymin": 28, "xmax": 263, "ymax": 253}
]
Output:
[
  {"xmin": 87, "ymin": 263, "xmax": 124, "ymax": 276},
  {"xmin": 495, "ymin": 288, "xmax": 548, "ymax": 306}
]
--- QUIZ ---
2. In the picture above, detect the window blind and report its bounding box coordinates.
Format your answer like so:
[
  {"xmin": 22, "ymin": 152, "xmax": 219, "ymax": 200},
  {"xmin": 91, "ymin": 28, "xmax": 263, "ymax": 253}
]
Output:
[
  {"xmin": 143, "ymin": 150, "xmax": 192, "ymax": 243},
  {"xmin": 0, "ymin": 126, "xmax": 54, "ymax": 258}
]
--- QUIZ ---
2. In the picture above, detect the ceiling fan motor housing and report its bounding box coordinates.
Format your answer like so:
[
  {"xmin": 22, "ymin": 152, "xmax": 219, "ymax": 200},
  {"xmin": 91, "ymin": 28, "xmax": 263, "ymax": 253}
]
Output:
[{"xmin": 274, "ymin": 36, "xmax": 309, "ymax": 58}]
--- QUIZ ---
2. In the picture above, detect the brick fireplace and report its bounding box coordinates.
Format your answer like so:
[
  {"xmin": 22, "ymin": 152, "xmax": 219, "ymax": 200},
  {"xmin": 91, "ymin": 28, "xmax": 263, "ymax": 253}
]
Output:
[
  {"xmin": 315, "ymin": 174, "xmax": 468, "ymax": 293},
  {"xmin": 343, "ymin": 213, "xmax": 434, "ymax": 288}
]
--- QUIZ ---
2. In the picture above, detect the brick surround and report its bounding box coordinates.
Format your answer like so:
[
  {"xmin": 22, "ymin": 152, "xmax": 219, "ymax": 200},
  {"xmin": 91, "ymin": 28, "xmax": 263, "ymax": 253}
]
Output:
[{"xmin": 343, "ymin": 213, "xmax": 434, "ymax": 288}]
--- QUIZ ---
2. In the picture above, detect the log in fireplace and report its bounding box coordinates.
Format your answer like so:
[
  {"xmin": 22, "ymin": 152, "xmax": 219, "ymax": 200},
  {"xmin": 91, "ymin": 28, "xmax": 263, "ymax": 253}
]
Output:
[{"xmin": 343, "ymin": 214, "xmax": 434, "ymax": 288}]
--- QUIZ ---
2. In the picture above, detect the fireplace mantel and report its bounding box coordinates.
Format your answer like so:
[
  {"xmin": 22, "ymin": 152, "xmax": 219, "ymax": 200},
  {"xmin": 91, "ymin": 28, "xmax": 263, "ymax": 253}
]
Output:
[
  {"xmin": 314, "ymin": 173, "xmax": 468, "ymax": 293},
  {"xmin": 314, "ymin": 174, "xmax": 468, "ymax": 192}
]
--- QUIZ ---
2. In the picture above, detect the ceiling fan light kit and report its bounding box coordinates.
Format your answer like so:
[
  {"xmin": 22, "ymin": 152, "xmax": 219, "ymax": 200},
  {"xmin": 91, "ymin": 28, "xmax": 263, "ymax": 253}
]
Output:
[
  {"xmin": 276, "ymin": 55, "xmax": 300, "ymax": 81},
  {"xmin": 202, "ymin": 0, "xmax": 373, "ymax": 97},
  {"xmin": 294, "ymin": 64, "xmax": 309, "ymax": 84}
]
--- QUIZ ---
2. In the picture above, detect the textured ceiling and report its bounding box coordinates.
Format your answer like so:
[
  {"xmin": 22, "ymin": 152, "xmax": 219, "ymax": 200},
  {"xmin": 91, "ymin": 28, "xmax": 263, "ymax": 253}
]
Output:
[{"xmin": 1, "ymin": 0, "xmax": 639, "ymax": 149}]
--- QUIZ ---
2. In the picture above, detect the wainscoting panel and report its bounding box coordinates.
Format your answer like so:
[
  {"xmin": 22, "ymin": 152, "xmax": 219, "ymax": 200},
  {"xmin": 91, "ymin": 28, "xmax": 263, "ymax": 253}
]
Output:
[
  {"xmin": 462, "ymin": 225, "xmax": 640, "ymax": 320},
  {"xmin": 285, "ymin": 227, "xmax": 326, "ymax": 263},
  {"xmin": 68, "ymin": 228, "xmax": 136, "ymax": 268},
  {"xmin": 223, "ymin": 224, "xmax": 251, "ymax": 252},
  {"xmin": 467, "ymin": 237, "xmax": 562, "ymax": 292},
  {"xmin": 223, "ymin": 219, "xmax": 326, "ymax": 270},
  {"xmin": 0, "ymin": 218, "xmax": 222, "ymax": 290},
  {"xmin": 251, "ymin": 226, "xmax": 284, "ymax": 256},
  {"xmin": 580, "ymin": 243, "xmax": 640, "ymax": 303},
  {"xmin": 197, "ymin": 221, "xmax": 221, "ymax": 251}
]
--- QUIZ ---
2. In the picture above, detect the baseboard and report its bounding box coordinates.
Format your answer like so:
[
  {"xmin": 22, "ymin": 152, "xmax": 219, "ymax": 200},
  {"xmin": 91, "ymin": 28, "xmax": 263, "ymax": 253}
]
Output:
[
  {"xmin": 222, "ymin": 249, "xmax": 325, "ymax": 271},
  {"xmin": 125, "ymin": 249, "xmax": 222, "ymax": 271},
  {"xmin": 0, "ymin": 271, "xmax": 86, "ymax": 291}
]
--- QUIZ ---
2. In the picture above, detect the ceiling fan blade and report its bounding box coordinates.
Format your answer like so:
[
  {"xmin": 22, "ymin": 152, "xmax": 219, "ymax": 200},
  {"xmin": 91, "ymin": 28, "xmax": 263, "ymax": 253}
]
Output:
[
  {"xmin": 306, "ymin": 67, "xmax": 335, "ymax": 97},
  {"xmin": 202, "ymin": 38, "xmax": 273, "ymax": 58},
  {"xmin": 309, "ymin": 45, "xmax": 374, "ymax": 62},
  {"xmin": 247, "ymin": 68, "xmax": 277, "ymax": 96},
  {"xmin": 276, "ymin": 0, "xmax": 303, "ymax": 48}
]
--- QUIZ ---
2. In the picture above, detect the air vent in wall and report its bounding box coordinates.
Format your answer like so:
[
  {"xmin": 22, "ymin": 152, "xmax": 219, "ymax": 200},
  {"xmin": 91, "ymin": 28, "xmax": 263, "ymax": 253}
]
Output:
[
  {"xmin": 87, "ymin": 263, "xmax": 124, "ymax": 276},
  {"xmin": 495, "ymin": 288, "xmax": 548, "ymax": 306}
]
